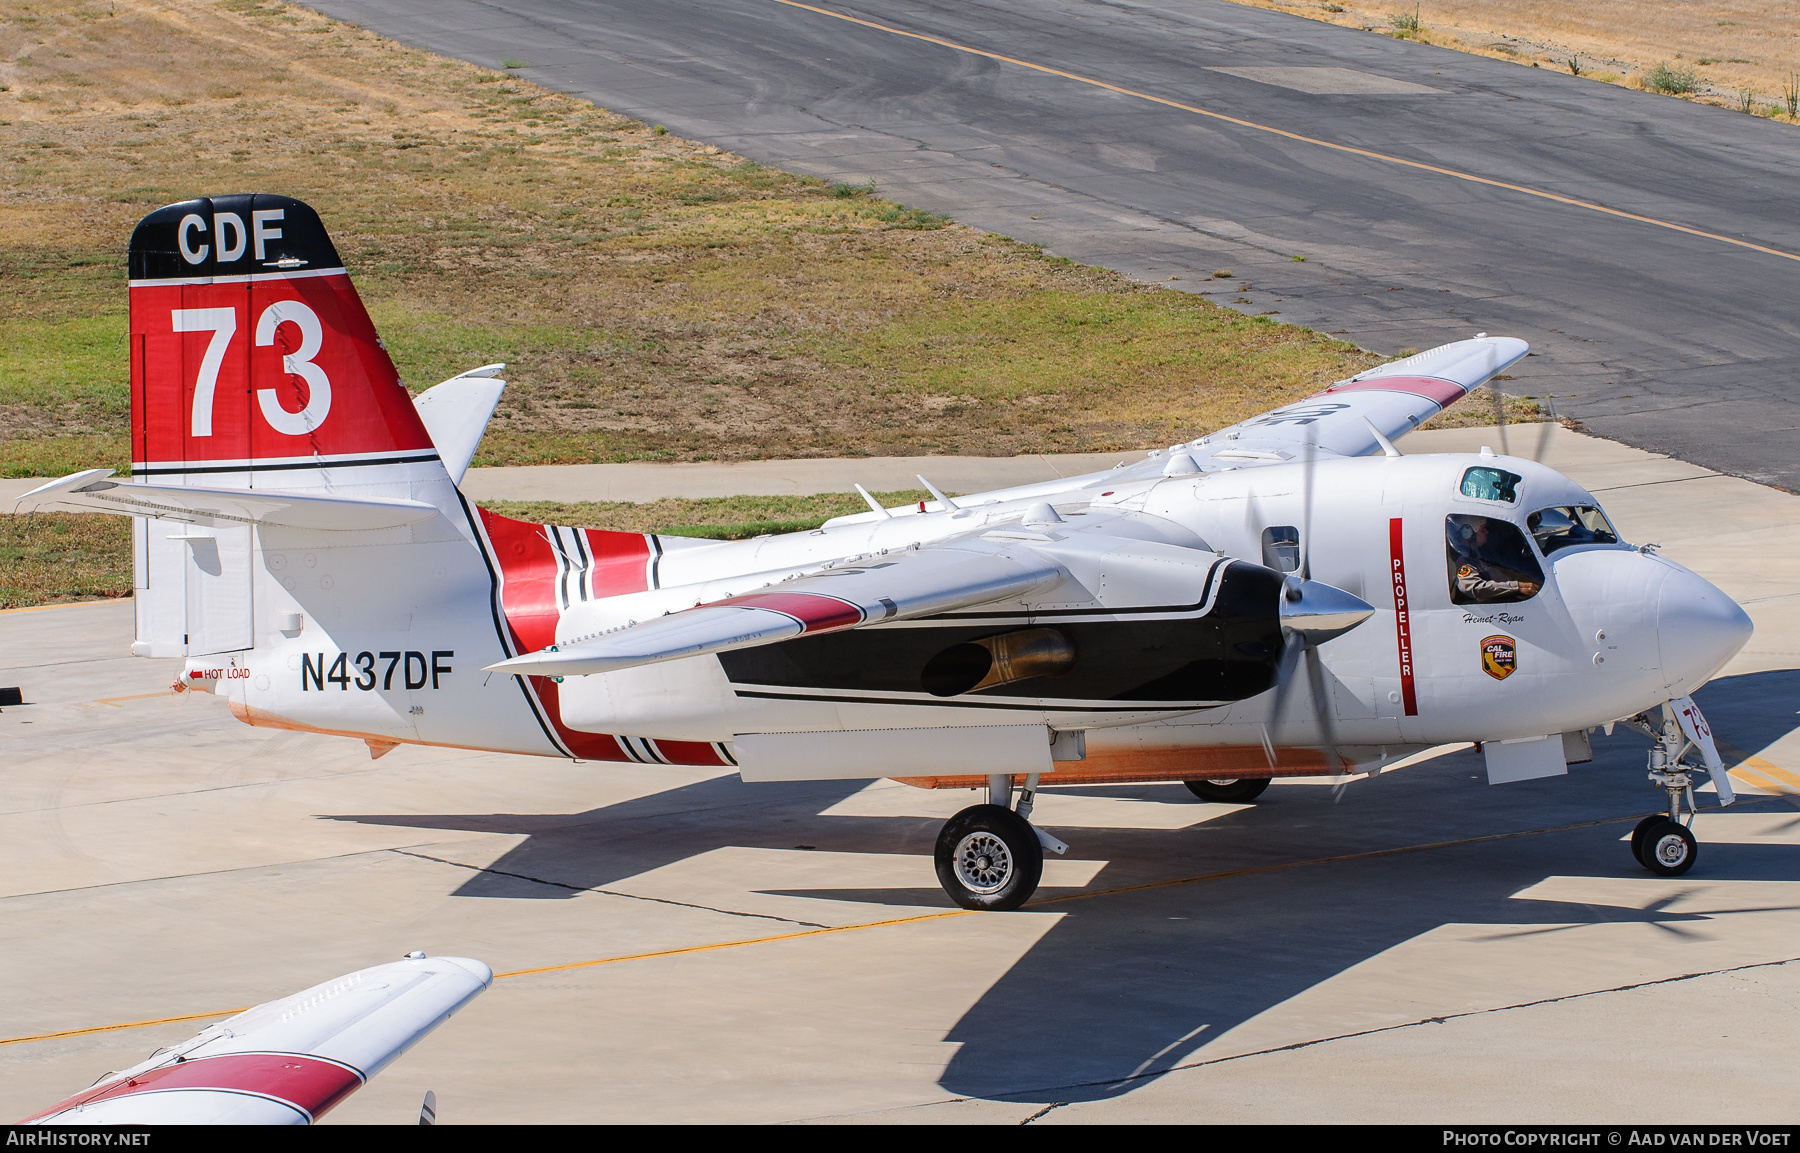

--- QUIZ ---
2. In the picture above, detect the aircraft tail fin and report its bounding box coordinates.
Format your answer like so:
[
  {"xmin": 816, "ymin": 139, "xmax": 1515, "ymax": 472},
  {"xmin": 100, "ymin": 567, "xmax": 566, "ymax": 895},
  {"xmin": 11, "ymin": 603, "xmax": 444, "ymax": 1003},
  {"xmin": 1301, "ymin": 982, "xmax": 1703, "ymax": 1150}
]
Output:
[{"xmin": 128, "ymin": 193, "xmax": 439, "ymax": 483}]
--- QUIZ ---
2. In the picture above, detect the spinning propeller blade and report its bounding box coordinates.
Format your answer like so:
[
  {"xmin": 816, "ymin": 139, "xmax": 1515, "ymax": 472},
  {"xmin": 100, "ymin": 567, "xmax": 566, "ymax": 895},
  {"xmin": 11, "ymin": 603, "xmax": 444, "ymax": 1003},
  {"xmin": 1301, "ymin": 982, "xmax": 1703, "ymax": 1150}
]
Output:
[{"xmin": 1261, "ymin": 425, "xmax": 1372, "ymax": 779}]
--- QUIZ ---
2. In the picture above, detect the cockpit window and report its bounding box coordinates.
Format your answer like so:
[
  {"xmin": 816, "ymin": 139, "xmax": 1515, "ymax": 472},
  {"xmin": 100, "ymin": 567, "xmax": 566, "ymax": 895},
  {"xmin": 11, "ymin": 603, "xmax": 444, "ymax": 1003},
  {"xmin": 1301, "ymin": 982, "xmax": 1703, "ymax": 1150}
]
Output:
[
  {"xmin": 1528, "ymin": 505, "xmax": 1621, "ymax": 556},
  {"xmin": 1454, "ymin": 464, "xmax": 1526, "ymax": 500},
  {"xmin": 1460, "ymin": 466, "xmax": 1522, "ymax": 504},
  {"xmin": 1446, "ymin": 514, "xmax": 1545, "ymax": 605},
  {"xmin": 1261, "ymin": 526, "xmax": 1301, "ymax": 573}
]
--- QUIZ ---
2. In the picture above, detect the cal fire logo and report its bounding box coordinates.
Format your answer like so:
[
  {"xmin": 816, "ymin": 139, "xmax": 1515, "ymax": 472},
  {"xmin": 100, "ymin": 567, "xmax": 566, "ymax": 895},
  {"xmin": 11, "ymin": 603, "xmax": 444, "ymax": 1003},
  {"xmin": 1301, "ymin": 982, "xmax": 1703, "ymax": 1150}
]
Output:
[{"xmin": 1481, "ymin": 634, "xmax": 1517, "ymax": 681}]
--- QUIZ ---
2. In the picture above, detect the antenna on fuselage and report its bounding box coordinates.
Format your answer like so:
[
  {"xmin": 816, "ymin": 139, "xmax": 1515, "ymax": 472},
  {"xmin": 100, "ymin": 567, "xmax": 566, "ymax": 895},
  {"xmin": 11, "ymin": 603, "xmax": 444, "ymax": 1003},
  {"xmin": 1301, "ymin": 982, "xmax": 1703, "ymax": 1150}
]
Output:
[
  {"xmin": 916, "ymin": 475, "xmax": 960, "ymax": 512},
  {"xmin": 1363, "ymin": 417, "xmax": 1402, "ymax": 458},
  {"xmin": 854, "ymin": 484, "xmax": 892, "ymax": 518}
]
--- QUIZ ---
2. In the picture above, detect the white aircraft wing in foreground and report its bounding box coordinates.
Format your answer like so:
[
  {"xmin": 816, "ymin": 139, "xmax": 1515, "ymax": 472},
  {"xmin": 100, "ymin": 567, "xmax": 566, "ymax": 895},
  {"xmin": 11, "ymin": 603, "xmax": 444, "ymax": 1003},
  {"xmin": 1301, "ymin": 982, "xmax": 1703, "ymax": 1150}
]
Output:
[
  {"xmin": 20, "ymin": 954, "xmax": 491, "ymax": 1125},
  {"xmin": 488, "ymin": 538, "xmax": 1065, "ymax": 677}
]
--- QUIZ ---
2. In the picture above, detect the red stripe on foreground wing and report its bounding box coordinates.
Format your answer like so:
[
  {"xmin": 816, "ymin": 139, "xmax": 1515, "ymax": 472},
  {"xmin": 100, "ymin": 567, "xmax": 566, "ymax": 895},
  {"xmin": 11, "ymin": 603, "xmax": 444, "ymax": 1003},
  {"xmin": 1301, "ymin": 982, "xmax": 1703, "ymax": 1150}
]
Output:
[
  {"xmin": 23, "ymin": 1052, "xmax": 363, "ymax": 1124},
  {"xmin": 712, "ymin": 591, "xmax": 866, "ymax": 633}
]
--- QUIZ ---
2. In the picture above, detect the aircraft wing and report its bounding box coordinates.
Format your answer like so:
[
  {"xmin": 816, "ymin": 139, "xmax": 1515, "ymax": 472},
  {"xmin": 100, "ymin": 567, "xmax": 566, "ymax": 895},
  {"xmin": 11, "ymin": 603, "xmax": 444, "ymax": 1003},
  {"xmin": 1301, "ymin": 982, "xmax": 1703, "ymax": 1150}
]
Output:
[
  {"xmin": 20, "ymin": 954, "xmax": 491, "ymax": 1125},
  {"xmin": 486, "ymin": 541, "xmax": 1064, "ymax": 677},
  {"xmin": 12, "ymin": 469, "xmax": 439, "ymax": 530},
  {"xmin": 1179, "ymin": 334, "xmax": 1532, "ymax": 465},
  {"xmin": 823, "ymin": 336, "xmax": 1530, "ymax": 525}
]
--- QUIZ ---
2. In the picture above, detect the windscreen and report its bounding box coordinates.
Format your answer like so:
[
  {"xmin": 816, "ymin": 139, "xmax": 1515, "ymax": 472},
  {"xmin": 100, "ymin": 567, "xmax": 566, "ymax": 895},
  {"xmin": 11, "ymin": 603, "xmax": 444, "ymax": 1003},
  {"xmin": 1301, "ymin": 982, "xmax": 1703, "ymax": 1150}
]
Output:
[{"xmin": 1528, "ymin": 505, "xmax": 1621, "ymax": 556}]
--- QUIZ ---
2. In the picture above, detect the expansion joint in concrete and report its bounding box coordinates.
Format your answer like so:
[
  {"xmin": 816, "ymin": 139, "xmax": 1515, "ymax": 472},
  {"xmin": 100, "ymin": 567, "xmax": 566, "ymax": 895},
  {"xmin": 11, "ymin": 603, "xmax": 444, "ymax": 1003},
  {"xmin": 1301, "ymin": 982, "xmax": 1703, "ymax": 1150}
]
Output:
[
  {"xmin": 385, "ymin": 848, "xmax": 830, "ymax": 928},
  {"xmin": 978, "ymin": 953, "xmax": 1800, "ymax": 1113}
]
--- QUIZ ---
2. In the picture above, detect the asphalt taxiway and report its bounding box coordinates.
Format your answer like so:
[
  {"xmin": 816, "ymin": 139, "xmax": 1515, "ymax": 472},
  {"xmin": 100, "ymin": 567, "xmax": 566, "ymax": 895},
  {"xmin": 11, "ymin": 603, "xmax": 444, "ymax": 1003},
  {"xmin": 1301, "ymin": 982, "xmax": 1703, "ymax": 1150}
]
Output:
[
  {"xmin": 4, "ymin": 425, "xmax": 1800, "ymax": 1124},
  {"xmin": 303, "ymin": 0, "xmax": 1800, "ymax": 491}
]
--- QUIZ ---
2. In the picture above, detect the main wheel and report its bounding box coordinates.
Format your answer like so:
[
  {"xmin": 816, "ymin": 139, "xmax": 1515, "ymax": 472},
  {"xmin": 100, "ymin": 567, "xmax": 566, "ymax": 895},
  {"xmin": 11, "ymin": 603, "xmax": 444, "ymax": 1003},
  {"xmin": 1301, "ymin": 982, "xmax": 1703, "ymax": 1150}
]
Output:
[
  {"xmin": 1183, "ymin": 777, "xmax": 1272, "ymax": 804},
  {"xmin": 1639, "ymin": 819, "xmax": 1698, "ymax": 877},
  {"xmin": 934, "ymin": 804, "xmax": 1044, "ymax": 911},
  {"xmin": 1629, "ymin": 813, "xmax": 1666, "ymax": 866}
]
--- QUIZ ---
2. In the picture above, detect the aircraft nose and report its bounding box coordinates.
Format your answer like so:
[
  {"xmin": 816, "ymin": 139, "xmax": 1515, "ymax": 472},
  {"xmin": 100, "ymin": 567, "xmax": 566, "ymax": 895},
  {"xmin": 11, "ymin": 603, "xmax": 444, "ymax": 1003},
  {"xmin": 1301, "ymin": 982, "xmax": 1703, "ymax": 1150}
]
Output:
[{"xmin": 1658, "ymin": 565, "xmax": 1752, "ymax": 698}]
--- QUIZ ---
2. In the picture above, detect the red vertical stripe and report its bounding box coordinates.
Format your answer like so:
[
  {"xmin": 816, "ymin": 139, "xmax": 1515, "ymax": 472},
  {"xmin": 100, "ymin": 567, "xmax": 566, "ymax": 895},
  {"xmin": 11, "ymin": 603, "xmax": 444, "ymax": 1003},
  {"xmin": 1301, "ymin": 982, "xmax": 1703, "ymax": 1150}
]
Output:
[
  {"xmin": 652, "ymin": 740, "xmax": 730, "ymax": 767},
  {"xmin": 583, "ymin": 529, "xmax": 651, "ymax": 598},
  {"xmin": 1389, "ymin": 517, "xmax": 1418, "ymax": 717}
]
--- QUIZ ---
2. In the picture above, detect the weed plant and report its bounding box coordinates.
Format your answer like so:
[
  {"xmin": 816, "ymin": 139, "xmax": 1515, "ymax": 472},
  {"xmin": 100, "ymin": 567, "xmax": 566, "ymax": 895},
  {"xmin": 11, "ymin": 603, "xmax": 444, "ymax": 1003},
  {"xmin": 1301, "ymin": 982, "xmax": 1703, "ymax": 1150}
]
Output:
[{"xmin": 1644, "ymin": 61, "xmax": 1699, "ymax": 94}]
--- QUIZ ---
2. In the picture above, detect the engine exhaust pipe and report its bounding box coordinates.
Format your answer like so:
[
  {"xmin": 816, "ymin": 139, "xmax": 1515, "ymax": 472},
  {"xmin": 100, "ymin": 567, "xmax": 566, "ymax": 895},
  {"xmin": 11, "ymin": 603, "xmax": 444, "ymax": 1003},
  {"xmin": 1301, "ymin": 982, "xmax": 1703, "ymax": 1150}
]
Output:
[{"xmin": 921, "ymin": 628, "xmax": 1076, "ymax": 697}]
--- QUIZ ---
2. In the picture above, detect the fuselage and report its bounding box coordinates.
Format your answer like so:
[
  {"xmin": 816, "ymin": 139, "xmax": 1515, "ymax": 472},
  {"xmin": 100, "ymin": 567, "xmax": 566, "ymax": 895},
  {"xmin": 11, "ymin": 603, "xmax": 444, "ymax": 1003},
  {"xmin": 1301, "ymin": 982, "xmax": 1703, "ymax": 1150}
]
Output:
[{"xmin": 194, "ymin": 447, "xmax": 1751, "ymax": 784}]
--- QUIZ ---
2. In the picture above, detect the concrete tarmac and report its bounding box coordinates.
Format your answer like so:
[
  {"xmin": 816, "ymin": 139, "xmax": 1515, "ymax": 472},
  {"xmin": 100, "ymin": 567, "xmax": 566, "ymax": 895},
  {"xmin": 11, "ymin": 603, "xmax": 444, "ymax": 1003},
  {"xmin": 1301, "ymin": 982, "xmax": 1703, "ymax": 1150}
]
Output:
[
  {"xmin": 4, "ymin": 426, "xmax": 1800, "ymax": 1124},
  {"xmin": 305, "ymin": 0, "xmax": 1800, "ymax": 490}
]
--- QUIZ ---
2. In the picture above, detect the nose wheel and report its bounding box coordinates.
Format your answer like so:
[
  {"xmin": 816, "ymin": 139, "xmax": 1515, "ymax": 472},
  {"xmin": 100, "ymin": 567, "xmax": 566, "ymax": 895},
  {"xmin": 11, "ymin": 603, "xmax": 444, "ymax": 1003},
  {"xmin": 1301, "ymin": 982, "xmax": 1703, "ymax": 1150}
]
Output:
[{"xmin": 1637, "ymin": 819, "xmax": 1698, "ymax": 876}]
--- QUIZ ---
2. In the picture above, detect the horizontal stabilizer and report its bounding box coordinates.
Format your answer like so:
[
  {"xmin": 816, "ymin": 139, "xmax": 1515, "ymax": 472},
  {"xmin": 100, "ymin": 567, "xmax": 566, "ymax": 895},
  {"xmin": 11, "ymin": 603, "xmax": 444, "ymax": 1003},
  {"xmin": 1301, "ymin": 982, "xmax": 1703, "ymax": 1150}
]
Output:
[
  {"xmin": 13, "ymin": 469, "xmax": 439, "ymax": 530},
  {"xmin": 486, "ymin": 544, "xmax": 1063, "ymax": 677},
  {"xmin": 413, "ymin": 365, "xmax": 506, "ymax": 485}
]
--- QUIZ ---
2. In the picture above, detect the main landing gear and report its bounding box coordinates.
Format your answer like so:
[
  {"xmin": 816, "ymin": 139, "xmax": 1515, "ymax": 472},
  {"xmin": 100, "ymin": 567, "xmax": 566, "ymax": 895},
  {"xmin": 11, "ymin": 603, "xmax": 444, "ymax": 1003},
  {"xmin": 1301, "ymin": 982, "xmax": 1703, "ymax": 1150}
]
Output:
[
  {"xmin": 1627, "ymin": 707, "xmax": 1708, "ymax": 877},
  {"xmin": 934, "ymin": 774, "xmax": 1068, "ymax": 911},
  {"xmin": 1182, "ymin": 777, "xmax": 1272, "ymax": 804}
]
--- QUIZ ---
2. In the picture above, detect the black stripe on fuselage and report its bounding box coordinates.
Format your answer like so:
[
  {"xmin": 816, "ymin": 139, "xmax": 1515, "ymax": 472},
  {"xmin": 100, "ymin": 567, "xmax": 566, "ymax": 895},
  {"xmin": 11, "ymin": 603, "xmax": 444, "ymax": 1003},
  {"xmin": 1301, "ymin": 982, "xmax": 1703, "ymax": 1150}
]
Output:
[
  {"xmin": 455, "ymin": 489, "xmax": 571, "ymax": 759},
  {"xmin": 132, "ymin": 452, "xmax": 442, "ymax": 477},
  {"xmin": 732, "ymin": 689, "xmax": 1219, "ymax": 712}
]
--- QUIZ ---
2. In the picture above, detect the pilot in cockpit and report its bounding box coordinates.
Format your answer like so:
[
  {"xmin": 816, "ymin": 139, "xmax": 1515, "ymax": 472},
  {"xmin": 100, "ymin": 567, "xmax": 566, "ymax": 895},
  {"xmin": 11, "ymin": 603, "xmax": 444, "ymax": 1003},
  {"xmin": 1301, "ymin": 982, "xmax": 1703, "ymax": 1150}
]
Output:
[{"xmin": 1450, "ymin": 516, "xmax": 1542, "ymax": 603}]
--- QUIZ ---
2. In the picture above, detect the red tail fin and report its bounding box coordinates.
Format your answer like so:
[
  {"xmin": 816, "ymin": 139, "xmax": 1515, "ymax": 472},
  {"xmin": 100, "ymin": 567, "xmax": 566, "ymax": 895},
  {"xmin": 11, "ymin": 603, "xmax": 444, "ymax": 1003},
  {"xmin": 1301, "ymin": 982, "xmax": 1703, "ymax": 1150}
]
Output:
[{"xmin": 128, "ymin": 194, "xmax": 434, "ymax": 476}]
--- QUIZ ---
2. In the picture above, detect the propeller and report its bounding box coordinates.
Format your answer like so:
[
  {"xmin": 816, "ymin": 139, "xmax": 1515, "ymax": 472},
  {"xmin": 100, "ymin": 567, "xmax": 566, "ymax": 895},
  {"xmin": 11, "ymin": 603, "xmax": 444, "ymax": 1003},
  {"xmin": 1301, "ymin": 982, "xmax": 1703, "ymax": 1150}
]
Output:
[
  {"xmin": 1476, "ymin": 333, "xmax": 1551, "ymax": 463},
  {"xmin": 1262, "ymin": 424, "xmax": 1374, "ymax": 786}
]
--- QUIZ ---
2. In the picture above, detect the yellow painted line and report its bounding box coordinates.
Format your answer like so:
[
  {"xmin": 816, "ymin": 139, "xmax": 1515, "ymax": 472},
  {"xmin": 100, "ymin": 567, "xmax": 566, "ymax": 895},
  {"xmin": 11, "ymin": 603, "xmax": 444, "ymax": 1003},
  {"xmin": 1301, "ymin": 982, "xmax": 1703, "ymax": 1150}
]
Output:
[
  {"xmin": 0, "ymin": 599, "xmax": 124, "ymax": 616},
  {"xmin": 0, "ymin": 1008, "xmax": 244, "ymax": 1048},
  {"xmin": 90, "ymin": 691, "xmax": 174, "ymax": 706},
  {"xmin": 1026, "ymin": 810, "xmax": 1649, "ymax": 906},
  {"xmin": 1731, "ymin": 765, "xmax": 1794, "ymax": 795},
  {"xmin": 1741, "ymin": 757, "xmax": 1800, "ymax": 791},
  {"xmin": 1717, "ymin": 743, "xmax": 1800, "ymax": 794},
  {"xmin": 6, "ymin": 800, "xmax": 1778, "ymax": 1049},
  {"xmin": 494, "ymin": 908, "xmax": 974, "ymax": 980},
  {"xmin": 770, "ymin": 0, "xmax": 1800, "ymax": 266}
]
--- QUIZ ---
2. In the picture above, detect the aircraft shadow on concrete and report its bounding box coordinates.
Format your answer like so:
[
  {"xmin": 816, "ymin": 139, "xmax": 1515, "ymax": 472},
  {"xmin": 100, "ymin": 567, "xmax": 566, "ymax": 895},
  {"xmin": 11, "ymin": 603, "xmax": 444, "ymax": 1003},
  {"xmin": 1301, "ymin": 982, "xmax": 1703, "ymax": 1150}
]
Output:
[
  {"xmin": 327, "ymin": 670, "xmax": 1800, "ymax": 1105},
  {"xmin": 326, "ymin": 773, "xmax": 939, "ymax": 901}
]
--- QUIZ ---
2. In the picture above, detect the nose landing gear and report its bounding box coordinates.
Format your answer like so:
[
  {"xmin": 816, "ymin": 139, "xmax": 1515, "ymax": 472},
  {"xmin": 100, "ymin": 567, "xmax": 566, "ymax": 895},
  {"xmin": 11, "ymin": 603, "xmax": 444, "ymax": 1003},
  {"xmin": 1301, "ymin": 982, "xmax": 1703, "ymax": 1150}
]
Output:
[
  {"xmin": 933, "ymin": 774, "xmax": 1067, "ymax": 911},
  {"xmin": 1625, "ymin": 702, "xmax": 1725, "ymax": 877}
]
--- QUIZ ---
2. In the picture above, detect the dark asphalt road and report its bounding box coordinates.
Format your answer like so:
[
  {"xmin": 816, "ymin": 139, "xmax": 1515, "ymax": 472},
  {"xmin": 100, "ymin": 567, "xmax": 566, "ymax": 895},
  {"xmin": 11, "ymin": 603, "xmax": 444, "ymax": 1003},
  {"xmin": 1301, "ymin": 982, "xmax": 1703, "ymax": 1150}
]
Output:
[{"xmin": 307, "ymin": 0, "xmax": 1800, "ymax": 488}]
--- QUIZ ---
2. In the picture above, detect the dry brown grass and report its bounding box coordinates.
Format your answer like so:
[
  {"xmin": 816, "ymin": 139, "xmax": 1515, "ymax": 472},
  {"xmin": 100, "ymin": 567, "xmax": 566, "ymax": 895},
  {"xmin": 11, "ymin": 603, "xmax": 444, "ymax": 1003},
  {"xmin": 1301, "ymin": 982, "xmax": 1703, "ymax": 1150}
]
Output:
[
  {"xmin": 1232, "ymin": 0, "xmax": 1800, "ymax": 119},
  {"xmin": 0, "ymin": 0, "xmax": 1379, "ymax": 478}
]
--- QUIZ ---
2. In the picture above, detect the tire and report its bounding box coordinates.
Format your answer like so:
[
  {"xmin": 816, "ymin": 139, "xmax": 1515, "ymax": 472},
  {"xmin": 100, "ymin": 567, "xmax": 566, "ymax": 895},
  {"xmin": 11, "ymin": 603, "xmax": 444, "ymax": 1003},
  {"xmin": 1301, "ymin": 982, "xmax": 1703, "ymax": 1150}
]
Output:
[
  {"xmin": 934, "ymin": 804, "xmax": 1044, "ymax": 911},
  {"xmin": 1630, "ymin": 813, "xmax": 1665, "ymax": 866},
  {"xmin": 1640, "ymin": 819, "xmax": 1698, "ymax": 877},
  {"xmin": 1183, "ymin": 777, "xmax": 1273, "ymax": 804}
]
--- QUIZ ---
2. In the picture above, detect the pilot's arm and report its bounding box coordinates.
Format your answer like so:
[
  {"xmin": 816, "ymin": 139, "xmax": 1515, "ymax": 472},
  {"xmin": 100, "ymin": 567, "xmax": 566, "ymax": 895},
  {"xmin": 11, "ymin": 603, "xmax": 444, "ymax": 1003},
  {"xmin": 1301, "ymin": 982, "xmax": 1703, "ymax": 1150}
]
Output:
[{"xmin": 1456, "ymin": 562, "xmax": 1527, "ymax": 602}]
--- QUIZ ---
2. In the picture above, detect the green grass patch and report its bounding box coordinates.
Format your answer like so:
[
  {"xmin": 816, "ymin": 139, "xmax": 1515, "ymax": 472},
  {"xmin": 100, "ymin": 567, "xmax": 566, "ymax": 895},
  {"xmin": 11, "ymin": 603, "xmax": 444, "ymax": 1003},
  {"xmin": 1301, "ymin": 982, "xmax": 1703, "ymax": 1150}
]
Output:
[
  {"xmin": 0, "ymin": 513, "xmax": 132, "ymax": 608},
  {"xmin": 483, "ymin": 489, "xmax": 932, "ymax": 538},
  {"xmin": 1, "ymin": 434, "xmax": 131, "ymax": 479}
]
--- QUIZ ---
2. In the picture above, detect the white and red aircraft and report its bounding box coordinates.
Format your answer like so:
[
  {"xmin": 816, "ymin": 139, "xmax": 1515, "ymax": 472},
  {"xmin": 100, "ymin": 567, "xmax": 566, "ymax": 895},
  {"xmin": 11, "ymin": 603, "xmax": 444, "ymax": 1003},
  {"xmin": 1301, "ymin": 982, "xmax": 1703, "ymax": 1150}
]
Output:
[
  {"xmin": 20, "ymin": 953, "xmax": 490, "ymax": 1125},
  {"xmin": 17, "ymin": 194, "xmax": 1753, "ymax": 910}
]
